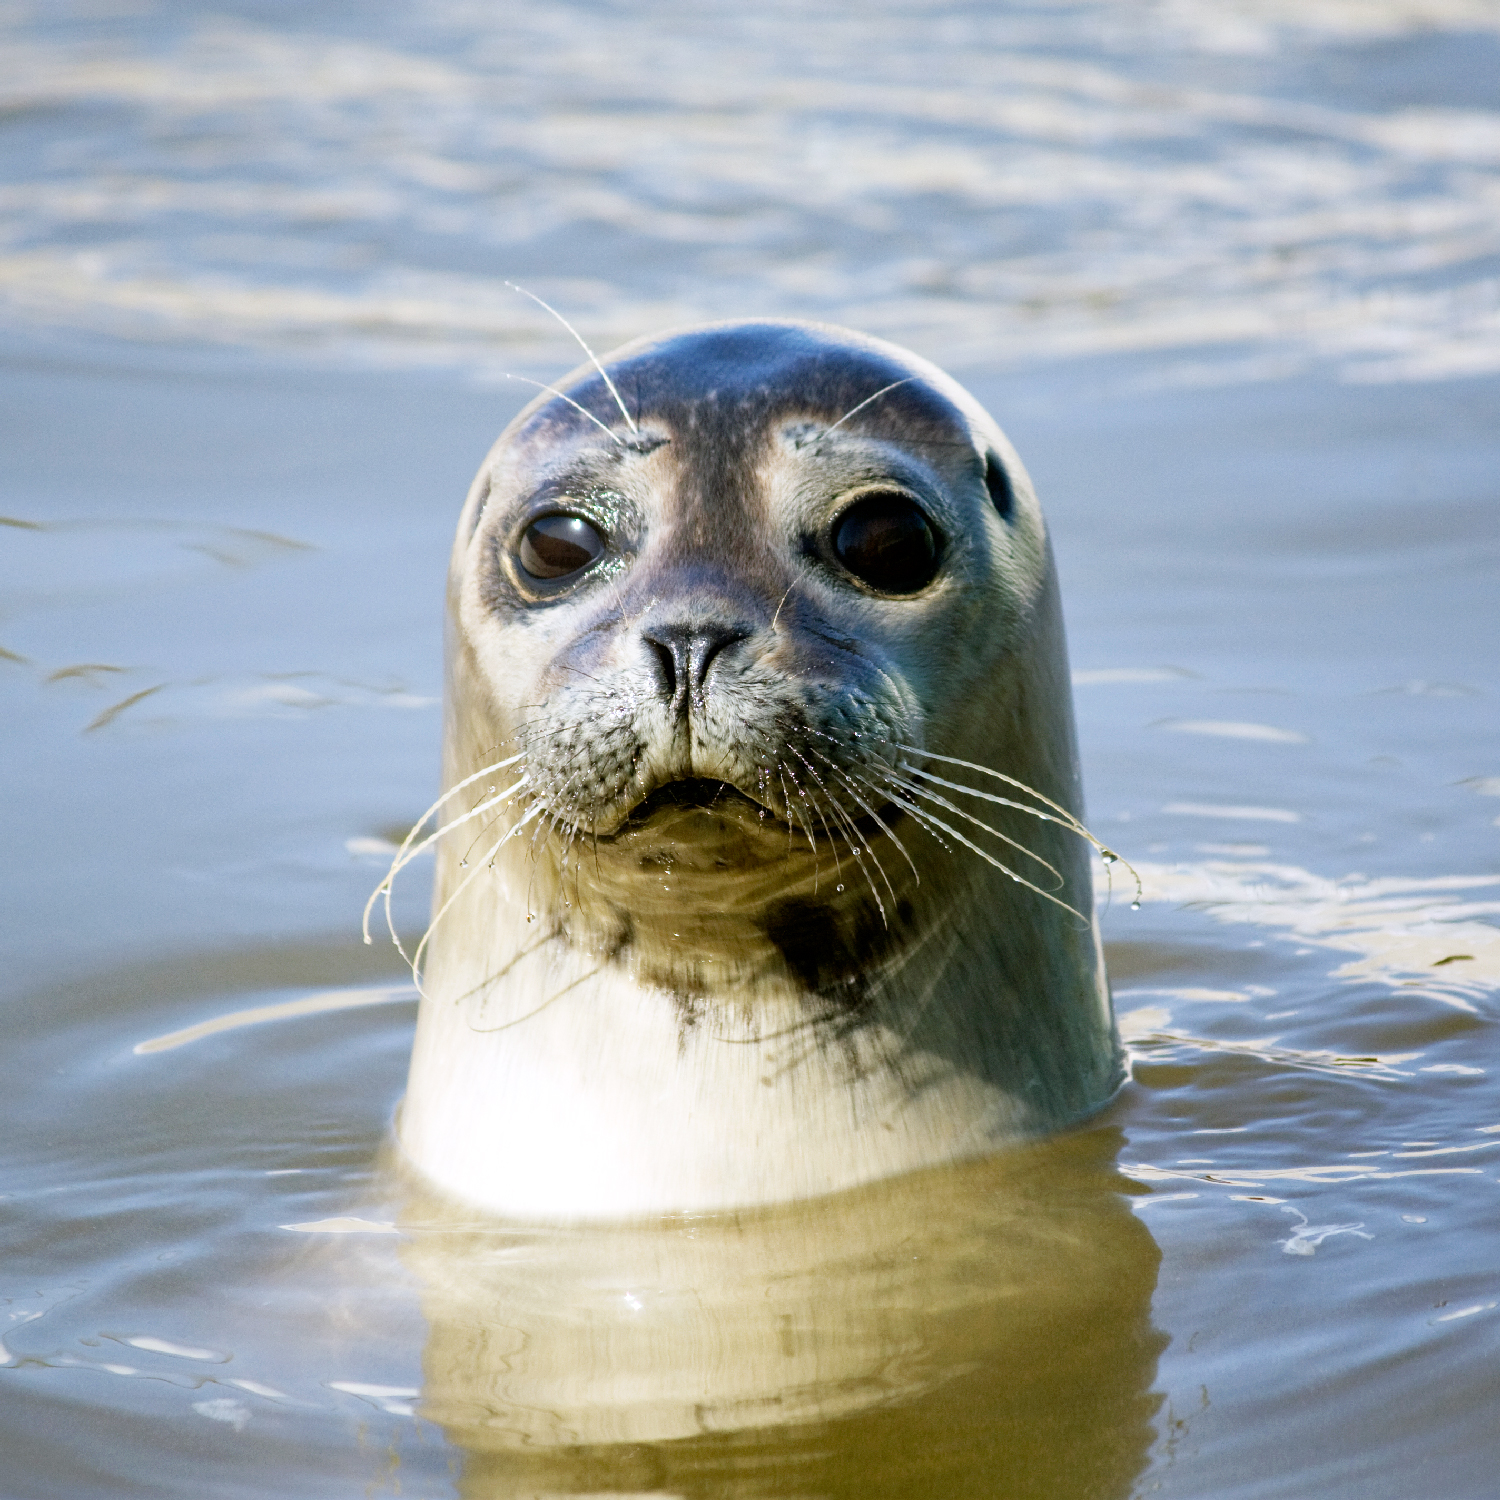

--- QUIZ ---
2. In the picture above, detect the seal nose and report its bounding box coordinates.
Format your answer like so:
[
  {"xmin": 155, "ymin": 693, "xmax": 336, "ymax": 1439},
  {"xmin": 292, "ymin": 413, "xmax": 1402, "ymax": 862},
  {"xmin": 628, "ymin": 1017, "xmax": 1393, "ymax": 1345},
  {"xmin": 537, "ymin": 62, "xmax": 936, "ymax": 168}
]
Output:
[{"xmin": 642, "ymin": 621, "xmax": 750, "ymax": 714}]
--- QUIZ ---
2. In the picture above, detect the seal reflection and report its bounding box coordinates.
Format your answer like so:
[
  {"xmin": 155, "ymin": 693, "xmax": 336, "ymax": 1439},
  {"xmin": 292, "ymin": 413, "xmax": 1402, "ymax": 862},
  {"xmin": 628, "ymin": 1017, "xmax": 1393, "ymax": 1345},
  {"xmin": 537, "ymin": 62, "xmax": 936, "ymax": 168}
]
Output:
[{"xmin": 399, "ymin": 1126, "xmax": 1163, "ymax": 1498}]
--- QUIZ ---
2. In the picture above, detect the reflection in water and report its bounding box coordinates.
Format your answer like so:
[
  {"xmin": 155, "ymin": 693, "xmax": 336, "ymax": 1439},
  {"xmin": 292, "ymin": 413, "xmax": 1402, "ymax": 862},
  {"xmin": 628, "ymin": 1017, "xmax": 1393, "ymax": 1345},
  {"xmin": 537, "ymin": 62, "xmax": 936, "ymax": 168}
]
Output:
[{"xmin": 398, "ymin": 1129, "xmax": 1163, "ymax": 1498}]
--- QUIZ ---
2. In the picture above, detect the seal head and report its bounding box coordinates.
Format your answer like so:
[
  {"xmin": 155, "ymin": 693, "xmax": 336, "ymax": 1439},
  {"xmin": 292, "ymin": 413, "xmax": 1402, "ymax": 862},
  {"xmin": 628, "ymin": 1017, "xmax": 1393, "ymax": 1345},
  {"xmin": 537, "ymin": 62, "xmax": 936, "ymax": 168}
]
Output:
[{"xmin": 399, "ymin": 319, "xmax": 1120, "ymax": 1216}]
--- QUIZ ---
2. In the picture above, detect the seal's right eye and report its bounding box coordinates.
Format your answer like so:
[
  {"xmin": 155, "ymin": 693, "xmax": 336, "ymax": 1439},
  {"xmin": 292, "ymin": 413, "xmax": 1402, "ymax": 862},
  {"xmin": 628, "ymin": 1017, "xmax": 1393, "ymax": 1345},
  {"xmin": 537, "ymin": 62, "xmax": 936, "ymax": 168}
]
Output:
[{"xmin": 517, "ymin": 514, "xmax": 605, "ymax": 581}]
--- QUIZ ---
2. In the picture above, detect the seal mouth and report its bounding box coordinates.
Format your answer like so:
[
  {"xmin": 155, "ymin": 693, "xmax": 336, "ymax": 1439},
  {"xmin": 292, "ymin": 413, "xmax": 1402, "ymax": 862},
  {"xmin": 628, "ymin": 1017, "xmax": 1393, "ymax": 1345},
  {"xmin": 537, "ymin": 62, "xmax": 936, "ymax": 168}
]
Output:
[
  {"xmin": 624, "ymin": 778, "xmax": 762, "ymax": 826},
  {"xmin": 614, "ymin": 776, "xmax": 905, "ymax": 841}
]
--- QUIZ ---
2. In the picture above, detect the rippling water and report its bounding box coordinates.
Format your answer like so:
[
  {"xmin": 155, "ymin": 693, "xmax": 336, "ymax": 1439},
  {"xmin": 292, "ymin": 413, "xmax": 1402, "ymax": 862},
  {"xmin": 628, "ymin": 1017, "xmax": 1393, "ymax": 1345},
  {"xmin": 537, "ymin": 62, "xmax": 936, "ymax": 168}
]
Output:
[{"xmin": 3, "ymin": 2, "xmax": 1498, "ymax": 1496}]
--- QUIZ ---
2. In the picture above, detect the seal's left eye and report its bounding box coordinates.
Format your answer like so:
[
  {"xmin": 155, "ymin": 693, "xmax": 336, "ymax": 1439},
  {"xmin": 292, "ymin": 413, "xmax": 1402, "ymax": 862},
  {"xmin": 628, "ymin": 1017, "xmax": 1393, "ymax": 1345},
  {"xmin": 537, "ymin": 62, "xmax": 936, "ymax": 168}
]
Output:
[
  {"xmin": 518, "ymin": 514, "xmax": 605, "ymax": 581},
  {"xmin": 831, "ymin": 492, "xmax": 940, "ymax": 595}
]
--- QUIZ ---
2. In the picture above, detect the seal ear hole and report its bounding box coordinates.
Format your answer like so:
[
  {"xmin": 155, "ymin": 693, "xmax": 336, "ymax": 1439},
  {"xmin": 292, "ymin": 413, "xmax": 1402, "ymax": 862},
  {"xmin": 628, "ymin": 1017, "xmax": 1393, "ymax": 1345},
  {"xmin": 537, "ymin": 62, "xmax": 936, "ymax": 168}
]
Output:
[
  {"xmin": 984, "ymin": 452, "xmax": 1014, "ymax": 521},
  {"xmin": 517, "ymin": 513, "xmax": 606, "ymax": 581},
  {"xmin": 830, "ymin": 491, "xmax": 942, "ymax": 596}
]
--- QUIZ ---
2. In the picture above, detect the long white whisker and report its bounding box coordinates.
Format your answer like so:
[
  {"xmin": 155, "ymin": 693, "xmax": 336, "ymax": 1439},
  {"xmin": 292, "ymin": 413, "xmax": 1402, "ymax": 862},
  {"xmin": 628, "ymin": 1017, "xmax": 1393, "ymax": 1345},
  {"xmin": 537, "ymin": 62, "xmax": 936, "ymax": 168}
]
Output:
[
  {"xmin": 808, "ymin": 749, "xmax": 920, "ymax": 885},
  {"xmin": 780, "ymin": 760, "xmax": 822, "ymax": 871},
  {"xmin": 410, "ymin": 800, "xmax": 548, "ymax": 991},
  {"xmin": 890, "ymin": 743, "xmax": 1142, "ymax": 903},
  {"xmin": 371, "ymin": 776, "xmax": 529, "ymax": 922},
  {"xmin": 891, "ymin": 744, "xmax": 1085, "ymax": 831},
  {"xmin": 785, "ymin": 744, "xmax": 846, "ymax": 877},
  {"xmin": 873, "ymin": 774, "xmax": 1086, "ymax": 923},
  {"xmin": 854, "ymin": 772, "xmax": 952, "ymax": 854},
  {"xmin": 362, "ymin": 751, "xmax": 526, "ymax": 944},
  {"xmin": 904, "ymin": 767, "xmax": 1077, "ymax": 830},
  {"xmin": 505, "ymin": 282, "xmax": 639, "ymax": 436},
  {"xmin": 502, "ymin": 374, "xmax": 622, "ymax": 444},
  {"xmin": 789, "ymin": 743, "xmax": 901, "ymax": 919},
  {"xmin": 380, "ymin": 777, "xmax": 530, "ymax": 952},
  {"xmin": 883, "ymin": 770, "xmax": 1065, "ymax": 887},
  {"xmin": 820, "ymin": 377, "xmax": 920, "ymax": 439},
  {"xmin": 394, "ymin": 794, "xmax": 526, "ymax": 972},
  {"xmin": 812, "ymin": 782, "xmax": 889, "ymax": 926},
  {"xmin": 769, "ymin": 576, "xmax": 801, "ymax": 630},
  {"xmin": 777, "ymin": 765, "xmax": 798, "ymax": 857}
]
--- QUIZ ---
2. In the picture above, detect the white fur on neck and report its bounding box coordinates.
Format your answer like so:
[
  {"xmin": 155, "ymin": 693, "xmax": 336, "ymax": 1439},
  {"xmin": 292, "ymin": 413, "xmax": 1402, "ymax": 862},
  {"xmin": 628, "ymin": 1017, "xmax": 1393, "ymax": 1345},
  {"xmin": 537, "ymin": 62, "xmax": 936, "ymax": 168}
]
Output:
[{"xmin": 400, "ymin": 931, "xmax": 1048, "ymax": 1219}]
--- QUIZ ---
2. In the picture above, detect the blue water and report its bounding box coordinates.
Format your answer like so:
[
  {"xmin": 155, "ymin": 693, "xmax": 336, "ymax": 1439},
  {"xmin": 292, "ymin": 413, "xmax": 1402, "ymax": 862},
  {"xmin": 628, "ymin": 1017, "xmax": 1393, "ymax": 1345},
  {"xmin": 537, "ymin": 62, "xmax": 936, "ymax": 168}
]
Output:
[{"xmin": 2, "ymin": 3, "xmax": 1498, "ymax": 1496}]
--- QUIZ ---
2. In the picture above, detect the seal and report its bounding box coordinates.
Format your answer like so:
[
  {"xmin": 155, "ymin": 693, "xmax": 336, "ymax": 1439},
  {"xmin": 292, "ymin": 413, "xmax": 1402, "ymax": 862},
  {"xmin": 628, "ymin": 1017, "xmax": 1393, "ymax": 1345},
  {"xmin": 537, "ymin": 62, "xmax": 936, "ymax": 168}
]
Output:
[{"xmin": 383, "ymin": 319, "xmax": 1122, "ymax": 1218}]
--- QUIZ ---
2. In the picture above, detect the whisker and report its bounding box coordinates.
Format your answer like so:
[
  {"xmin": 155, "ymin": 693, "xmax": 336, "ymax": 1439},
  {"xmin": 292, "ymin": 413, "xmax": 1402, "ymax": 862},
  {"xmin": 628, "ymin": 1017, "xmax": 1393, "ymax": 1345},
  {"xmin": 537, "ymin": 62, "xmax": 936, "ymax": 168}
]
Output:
[
  {"xmin": 777, "ymin": 765, "xmax": 798, "ymax": 857},
  {"xmin": 469, "ymin": 963, "xmax": 601, "ymax": 1036},
  {"xmin": 504, "ymin": 281, "xmax": 640, "ymax": 436},
  {"xmin": 872, "ymin": 773, "xmax": 1087, "ymax": 923},
  {"xmin": 883, "ymin": 770, "xmax": 1065, "ymax": 887},
  {"xmin": 362, "ymin": 751, "xmax": 526, "ymax": 944},
  {"xmin": 903, "ymin": 766, "xmax": 1079, "ymax": 831},
  {"xmin": 378, "ymin": 778, "xmax": 530, "ymax": 953},
  {"xmin": 501, "ymin": 374, "xmax": 622, "ymax": 445},
  {"xmin": 890, "ymin": 744, "xmax": 1082, "ymax": 823},
  {"xmin": 369, "ymin": 776, "xmax": 528, "ymax": 915},
  {"xmin": 396, "ymin": 793, "xmax": 532, "ymax": 971},
  {"xmin": 853, "ymin": 771, "xmax": 952, "ymax": 854},
  {"xmin": 779, "ymin": 759, "xmax": 822, "ymax": 868},
  {"xmin": 807, "ymin": 748, "xmax": 920, "ymax": 886},
  {"xmin": 785, "ymin": 744, "xmax": 845, "ymax": 878},
  {"xmin": 811, "ymin": 781, "xmax": 889, "ymax": 926},
  {"xmin": 891, "ymin": 743, "xmax": 1142, "ymax": 903},
  {"xmin": 526, "ymin": 766, "xmax": 593, "ymax": 855},
  {"xmin": 789, "ymin": 742, "xmax": 900, "ymax": 919},
  {"xmin": 769, "ymin": 576, "xmax": 801, "ymax": 631},
  {"xmin": 410, "ymin": 800, "xmax": 548, "ymax": 991},
  {"xmin": 818, "ymin": 377, "xmax": 921, "ymax": 440}
]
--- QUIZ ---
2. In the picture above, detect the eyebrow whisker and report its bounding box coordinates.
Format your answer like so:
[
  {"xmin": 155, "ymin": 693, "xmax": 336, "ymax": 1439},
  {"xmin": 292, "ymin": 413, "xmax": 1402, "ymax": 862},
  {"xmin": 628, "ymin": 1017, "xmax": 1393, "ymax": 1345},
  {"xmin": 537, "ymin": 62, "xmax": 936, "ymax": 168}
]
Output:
[
  {"xmin": 505, "ymin": 281, "xmax": 640, "ymax": 436},
  {"xmin": 820, "ymin": 377, "xmax": 921, "ymax": 439},
  {"xmin": 501, "ymin": 374, "xmax": 623, "ymax": 445}
]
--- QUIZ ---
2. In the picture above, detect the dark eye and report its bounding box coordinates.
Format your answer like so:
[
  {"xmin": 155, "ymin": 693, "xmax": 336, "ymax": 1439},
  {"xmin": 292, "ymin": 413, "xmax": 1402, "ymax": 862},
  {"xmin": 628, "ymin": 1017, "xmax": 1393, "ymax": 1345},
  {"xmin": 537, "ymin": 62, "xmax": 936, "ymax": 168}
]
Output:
[
  {"xmin": 831, "ymin": 492, "xmax": 941, "ymax": 595},
  {"xmin": 517, "ymin": 513, "xmax": 605, "ymax": 581}
]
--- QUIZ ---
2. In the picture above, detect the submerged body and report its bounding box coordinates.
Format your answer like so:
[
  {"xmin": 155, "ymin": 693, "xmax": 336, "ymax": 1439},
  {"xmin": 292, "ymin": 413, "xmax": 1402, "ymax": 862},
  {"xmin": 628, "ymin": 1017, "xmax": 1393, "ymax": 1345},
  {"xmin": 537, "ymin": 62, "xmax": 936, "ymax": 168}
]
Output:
[{"xmin": 396, "ymin": 319, "xmax": 1120, "ymax": 1217}]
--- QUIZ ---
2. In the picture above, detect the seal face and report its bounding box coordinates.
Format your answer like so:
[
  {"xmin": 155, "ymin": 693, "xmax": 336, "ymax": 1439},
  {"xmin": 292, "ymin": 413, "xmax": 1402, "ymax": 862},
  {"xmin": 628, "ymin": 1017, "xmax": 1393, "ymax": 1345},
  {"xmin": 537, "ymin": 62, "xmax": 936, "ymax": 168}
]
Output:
[{"xmin": 396, "ymin": 320, "xmax": 1120, "ymax": 1217}]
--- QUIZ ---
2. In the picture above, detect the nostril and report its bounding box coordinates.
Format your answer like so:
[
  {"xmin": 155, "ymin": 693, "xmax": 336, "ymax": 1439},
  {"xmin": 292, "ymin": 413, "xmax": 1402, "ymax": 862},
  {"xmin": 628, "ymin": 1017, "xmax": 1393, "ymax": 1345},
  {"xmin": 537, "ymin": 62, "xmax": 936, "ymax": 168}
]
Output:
[
  {"xmin": 645, "ymin": 635, "xmax": 683, "ymax": 702},
  {"xmin": 689, "ymin": 626, "xmax": 747, "ymax": 689},
  {"xmin": 641, "ymin": 621, "xmax": 752, "ymax": 711}
]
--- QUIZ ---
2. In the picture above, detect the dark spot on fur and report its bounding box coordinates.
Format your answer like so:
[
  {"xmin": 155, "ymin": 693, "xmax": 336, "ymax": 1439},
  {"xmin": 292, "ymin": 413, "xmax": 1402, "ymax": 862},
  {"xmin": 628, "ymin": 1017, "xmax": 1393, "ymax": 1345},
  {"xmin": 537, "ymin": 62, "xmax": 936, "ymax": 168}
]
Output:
[
  {"xmin": 602, "ymin": 908, "xmax": 635, "ymax": 961},
  {"xmin": 672, "ymin": 989, "xmax": 707, "ymax": 1046},
  {"xmin": 763, "ymin": 896, "xmax": 888, "ymax": 1004}
]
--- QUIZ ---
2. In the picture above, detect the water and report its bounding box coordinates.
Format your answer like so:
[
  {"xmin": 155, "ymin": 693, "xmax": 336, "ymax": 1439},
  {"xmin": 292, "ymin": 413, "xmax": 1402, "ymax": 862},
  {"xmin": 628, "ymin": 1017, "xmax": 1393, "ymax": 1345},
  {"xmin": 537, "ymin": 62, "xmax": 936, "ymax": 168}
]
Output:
[{"xmin": 2, "ymin": 2, "xmax": 1498, "ymax": 1496}]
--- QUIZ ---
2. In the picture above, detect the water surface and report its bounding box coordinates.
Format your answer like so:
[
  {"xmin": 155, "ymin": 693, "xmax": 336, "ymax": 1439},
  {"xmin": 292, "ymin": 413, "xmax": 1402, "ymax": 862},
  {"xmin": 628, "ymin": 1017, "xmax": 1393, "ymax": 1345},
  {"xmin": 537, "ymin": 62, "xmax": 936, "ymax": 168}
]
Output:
[{"xmin": 2, "ymin": 3, "xmax": 1498, "ymax": 1496}]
